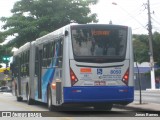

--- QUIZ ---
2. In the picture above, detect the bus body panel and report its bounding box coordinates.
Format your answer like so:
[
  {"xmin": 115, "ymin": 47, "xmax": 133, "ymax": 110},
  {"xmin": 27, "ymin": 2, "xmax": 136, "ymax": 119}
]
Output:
[
  {"xmin": 63, "ymin": 86, "xmax": 134, "ymax": 103},
  {"xmin": 12, "ymin": 42, "xmax": 31, "ymax": 100},
  {"xmin": 128, "ymin": 27, "xmax": 134, "ymax": 86},
  {"xmin": 70, "ymin": 60, "xmax": 130, "ymax": 87},
  {"xmin": 30, "ymin": 41, "xmax": 36, "ymax": 100},
  {"xmin": 12, "ymin": 23, "xmax": 134, "ymax": 109},
  {"xmin": 32, "ymin": 25, "xmax": 71, "ymax": 104},
  {"xmin": 66, "ymin": 24, "xmax": 134, "ymax": 105}
]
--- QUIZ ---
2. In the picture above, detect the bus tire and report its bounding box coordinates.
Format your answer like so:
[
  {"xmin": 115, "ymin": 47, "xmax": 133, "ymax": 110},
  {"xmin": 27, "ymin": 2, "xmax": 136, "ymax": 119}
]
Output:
[
  {"xmin": 93, "ymin": 104, "xmax": 113, "ymax": 111},
  {"xmin": 47, "ymin": 87, "xmax": 54, "ymax": 111},
  {"xmin": 16, "ymin": 87, "xmax": 23, "ymax": 101},
  {"xmin": 17, "ymin": 96, "xmax": 23, "ymax": 101},
  {"xmin": 15, "ymin": 88, "xmax": 17, "ymax": 96},
  {"xmin": 26, "ymin": 85, "xmax": 35, "ymax": 105}
]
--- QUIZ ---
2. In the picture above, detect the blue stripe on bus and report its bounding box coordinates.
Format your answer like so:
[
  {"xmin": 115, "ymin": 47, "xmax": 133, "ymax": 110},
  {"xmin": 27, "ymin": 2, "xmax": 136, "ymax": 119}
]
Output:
[
  {"xmin": 41, "ymin": 43, "xmax": 60, "ymax": 102},
  {"xmin": 41, "ymin": 61, "xmax": 57, "ymax": 102},
  {"xmin": 63, "ymin": 86, "xmax": 134, "ymax": 103}
]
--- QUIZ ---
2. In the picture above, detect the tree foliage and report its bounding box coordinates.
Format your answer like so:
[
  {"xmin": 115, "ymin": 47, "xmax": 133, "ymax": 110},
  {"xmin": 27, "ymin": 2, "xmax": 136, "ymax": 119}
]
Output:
[
  {"xmin": 152, "ymin": 32, "xmax": 160, "ymax": 65},
  {"xmin": 133, "ymin": 32, "xmax": 160, "ymax": 66},
  {"xmin": 133, "ymin": 34, "xmax": 149, "ymax": 63},
  {"xmin": 0, "ymin": 0, "xmax": 98, "ymax": 48}
]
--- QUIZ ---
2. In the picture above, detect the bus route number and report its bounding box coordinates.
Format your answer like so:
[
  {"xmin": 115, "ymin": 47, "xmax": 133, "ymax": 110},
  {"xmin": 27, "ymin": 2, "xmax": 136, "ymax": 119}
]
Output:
[{"xmin": 110, "ymin": 70, "xmax": 121, "ymax": 74}]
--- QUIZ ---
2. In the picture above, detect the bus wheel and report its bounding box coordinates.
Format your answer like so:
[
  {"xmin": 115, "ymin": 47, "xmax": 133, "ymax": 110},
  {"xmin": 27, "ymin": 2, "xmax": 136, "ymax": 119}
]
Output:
[
  {"xmin": 47, "ymin": 87, "xmax": 59, "ymax": 111},
  {"xmin": 17, "ymin": 96, "xmax": 23, "ymax": 101},
  {"xmin": 16, "ymin": 88, "xmax": 23, "ymax": 101},
  {"xmin": 26, "ymin": 85, "xmax": 34, "ymax": 105},
  {"xmin": 48, "ymin": 87, "xmax": 54, "ymax": 111},
  {"xmin": 93, "ymin": 104, "xmax": 113, "ymax": 111}
]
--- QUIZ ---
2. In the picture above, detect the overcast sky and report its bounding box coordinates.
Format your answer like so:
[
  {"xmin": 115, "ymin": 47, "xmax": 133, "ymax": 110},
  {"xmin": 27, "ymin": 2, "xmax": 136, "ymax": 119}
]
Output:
[
  {"xmin": 0, "ymin": 0, "xmax": 160, "ymax": 35},
  {"xmin": 91, "ymin": 0, "xmax": 160, "ymax": 34}
]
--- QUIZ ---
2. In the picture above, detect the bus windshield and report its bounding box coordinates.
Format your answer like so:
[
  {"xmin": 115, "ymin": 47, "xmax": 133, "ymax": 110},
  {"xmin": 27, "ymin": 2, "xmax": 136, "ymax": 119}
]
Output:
[{"xmin": 71, "ymin": 25, "xmax": 128, "ymax": 62}]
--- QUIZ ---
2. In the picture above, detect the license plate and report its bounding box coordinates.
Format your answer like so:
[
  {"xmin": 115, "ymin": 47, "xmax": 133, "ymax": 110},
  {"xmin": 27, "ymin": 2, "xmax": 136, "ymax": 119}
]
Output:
[{"xmin": 94, "ymin": 81, "xmax": 106, "ymax": 86}]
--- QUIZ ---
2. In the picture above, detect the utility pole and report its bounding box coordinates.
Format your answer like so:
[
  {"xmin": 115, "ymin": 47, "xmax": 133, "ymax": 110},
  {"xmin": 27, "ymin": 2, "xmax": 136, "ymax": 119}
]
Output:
[{"xmin": 147, "ymin": 0, "xmax": 156, "ymax": 90}]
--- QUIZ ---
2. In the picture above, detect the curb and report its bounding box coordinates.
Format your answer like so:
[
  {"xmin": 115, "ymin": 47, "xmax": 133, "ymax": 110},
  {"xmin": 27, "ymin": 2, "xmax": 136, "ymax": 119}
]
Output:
[{"xmin": 113, "ymin": 103, "xmax": 155, "ymax": 111}]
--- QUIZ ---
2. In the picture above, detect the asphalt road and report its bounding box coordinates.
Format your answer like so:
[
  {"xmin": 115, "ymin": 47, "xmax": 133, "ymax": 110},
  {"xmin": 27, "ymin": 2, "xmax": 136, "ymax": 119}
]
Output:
[
  {"xmin": 0, "ymin": 92, "xmax": 131, "ymax": 116},
  {"xmin": 0, "ymin": 92, "xmax": 160, "ymax": 120}
]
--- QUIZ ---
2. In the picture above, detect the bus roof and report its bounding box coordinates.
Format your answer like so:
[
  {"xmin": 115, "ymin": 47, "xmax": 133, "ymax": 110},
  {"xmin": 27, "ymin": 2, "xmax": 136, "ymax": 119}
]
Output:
[
  {"xmin": 13, "ymin": 42, "xmax": 31, "ymax": 56},
  {"xmin": 35, "ymin": 23, "xmax": 78, "ymax": 45}
]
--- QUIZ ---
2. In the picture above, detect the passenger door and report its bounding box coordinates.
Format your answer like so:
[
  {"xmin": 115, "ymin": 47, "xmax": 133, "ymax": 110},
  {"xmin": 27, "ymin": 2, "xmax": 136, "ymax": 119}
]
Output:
[{"xmin": 38, "ymin": 49, "xmax": 43, "ymax": 99}]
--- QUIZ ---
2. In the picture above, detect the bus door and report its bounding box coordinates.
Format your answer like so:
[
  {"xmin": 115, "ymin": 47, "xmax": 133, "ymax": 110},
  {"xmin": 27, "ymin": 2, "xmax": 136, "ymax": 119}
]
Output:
[{"xmin": 38, "ymin": 49, "xmax": 42, "ymax": 99}]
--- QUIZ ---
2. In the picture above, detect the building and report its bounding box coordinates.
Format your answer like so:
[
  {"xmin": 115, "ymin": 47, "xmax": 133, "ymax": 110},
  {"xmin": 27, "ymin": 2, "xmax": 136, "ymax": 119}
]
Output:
[{"xmin": 134, "ymin": 62, "xmax": 160, "ymax": 90}]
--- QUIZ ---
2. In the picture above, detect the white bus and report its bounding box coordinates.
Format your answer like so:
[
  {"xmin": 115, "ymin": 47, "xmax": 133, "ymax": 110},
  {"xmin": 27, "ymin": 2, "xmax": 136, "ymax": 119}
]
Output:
[
  {"xmin": 12, "ymin": 23, "xmax": 134, "ymax": 111},
  {"xmin": 12, "ymin": 42, "xmax": 35, "ymax": 103}
]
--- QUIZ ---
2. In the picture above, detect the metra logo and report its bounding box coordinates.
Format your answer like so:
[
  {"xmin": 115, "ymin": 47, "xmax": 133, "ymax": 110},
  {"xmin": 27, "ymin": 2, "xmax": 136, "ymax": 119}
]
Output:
[{"xmin": 97, "ymin": 68, "xmax": 103, "ymax": 75}]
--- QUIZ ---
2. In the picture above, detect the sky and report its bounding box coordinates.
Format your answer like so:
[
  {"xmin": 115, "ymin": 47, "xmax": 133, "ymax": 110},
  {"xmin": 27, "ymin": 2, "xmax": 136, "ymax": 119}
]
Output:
[
  {"xmin": 91, "ymin": 0, "xmax": 160, "ymax": 34},
  {"xmin": 0, "ymin": 0, "xmax": 160, "ymax": 35}
]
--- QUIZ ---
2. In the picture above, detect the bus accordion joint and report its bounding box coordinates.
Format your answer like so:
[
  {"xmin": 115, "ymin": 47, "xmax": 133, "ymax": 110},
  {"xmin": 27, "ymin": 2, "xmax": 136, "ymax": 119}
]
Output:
[
  {"xmin": 70, "ymin": 68, "xmax": 78, "ymax": 86},
  {"xmin": 122, "ymin": 68, "xmax": 129, "ymax": 85}
]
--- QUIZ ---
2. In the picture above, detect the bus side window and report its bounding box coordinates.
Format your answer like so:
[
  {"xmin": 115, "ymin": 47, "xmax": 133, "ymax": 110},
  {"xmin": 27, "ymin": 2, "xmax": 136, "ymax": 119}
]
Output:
[
  {"xmin": 35, "ymin": 47, "xmax": 39, "ymax": 76},
  {"xmin": 50, "ymin": 42, "xmax": 55, "ymax": 66},
  {"xmin": 14, "ymin": 57, "xmax": 18, "ymax": 77},
  {"xmin": 24, "ymin": 51, "xmax": 27, "ymax": 76},
  {"xmin": 58, "ymin": 39, "xmax": 63, "ymax": 68},
  {"xmin": 51, "ymin": 41, "xmax": 55, "ymax": 66},
  {"xmin": 20, "ymin": 53, "xmax": 23, "ymax": 77},
  {"xmin": 47, "ymin": 43, "xmax": 51, "ymax": 67},
  {"xmin": 26, "ymin": 50, "xmax": 29, "ymax": 76},
  {"xmin": 43, "ymin": 44, "xmax": 47, "ymax": 67}
]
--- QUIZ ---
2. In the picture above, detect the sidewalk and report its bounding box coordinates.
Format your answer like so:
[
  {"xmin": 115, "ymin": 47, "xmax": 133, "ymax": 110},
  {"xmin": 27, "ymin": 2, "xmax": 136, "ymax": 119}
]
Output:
[
  {"xmin": 126, "ymin": 102, "xmax": 160, "ymax": 111},
  {"xmin": 115, "ymin": 90, "xmax": 160, "ymax": 111},
  {"xmin": 114, "ymin": 102, "xmax": 160, "ymax": 111}
]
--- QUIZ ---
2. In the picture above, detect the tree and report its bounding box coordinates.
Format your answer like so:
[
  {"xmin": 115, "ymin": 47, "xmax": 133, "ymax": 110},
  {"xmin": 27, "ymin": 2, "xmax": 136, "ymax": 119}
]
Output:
[
  {"xmin": 0, "ymin": 0, "xmax": 98, "ymax": 48},
  {"xmin": 152, "ymin": 32, "xmax": 160, "ymax": 65},
  {"xmin": 133, "ymin": 32, "xmax": 160, "ymax": 66},
  {"xmin": 133, "ymin": 34, "xmax": 149, "ymax": 63}
]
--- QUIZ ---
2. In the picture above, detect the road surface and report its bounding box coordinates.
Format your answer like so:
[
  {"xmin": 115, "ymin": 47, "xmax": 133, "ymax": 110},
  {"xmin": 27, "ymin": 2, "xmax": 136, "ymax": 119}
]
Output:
[{"xmin": 0, "ymin": 92, "xmax": 159, "ymax": 120}]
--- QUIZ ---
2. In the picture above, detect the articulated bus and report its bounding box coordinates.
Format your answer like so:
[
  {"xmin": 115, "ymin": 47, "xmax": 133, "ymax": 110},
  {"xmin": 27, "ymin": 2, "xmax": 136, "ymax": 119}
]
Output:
[{"xmin": 12, "ymin": 23, "xmax": 134, "ymax": 111}]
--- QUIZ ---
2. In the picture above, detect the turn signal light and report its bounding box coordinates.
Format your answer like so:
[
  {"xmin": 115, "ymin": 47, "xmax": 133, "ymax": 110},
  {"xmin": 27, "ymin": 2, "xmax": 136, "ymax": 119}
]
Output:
[
  {"xmin": 122, "ymin": 68, "xmax": 129, "ymax": 85},
  {"xmin": 70, "ymin": 68, "xmax": 78, "ymax": 86}
]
